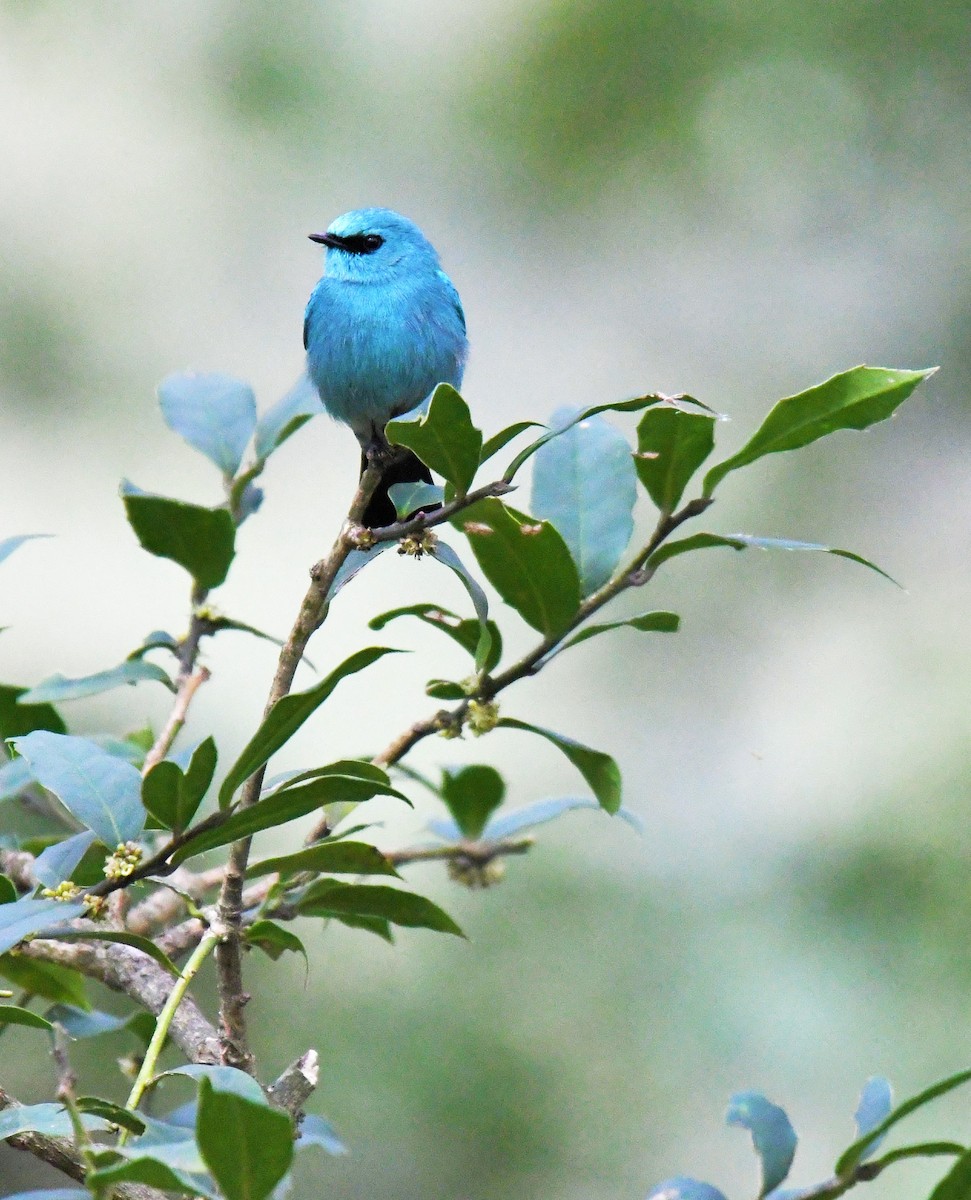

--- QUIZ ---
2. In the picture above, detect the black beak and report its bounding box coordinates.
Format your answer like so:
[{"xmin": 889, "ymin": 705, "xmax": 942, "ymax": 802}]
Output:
[{"xmin": 308, "ymin": 231, "xmax": 344, "ymax": 248}]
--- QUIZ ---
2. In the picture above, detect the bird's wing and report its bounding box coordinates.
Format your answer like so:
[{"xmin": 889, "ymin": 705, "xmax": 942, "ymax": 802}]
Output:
[{"xmin": 437, "ymin": 269, "xmax": 466, "ymax": 334}]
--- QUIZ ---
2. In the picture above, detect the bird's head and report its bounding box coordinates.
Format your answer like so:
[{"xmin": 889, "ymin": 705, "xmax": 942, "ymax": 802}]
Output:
[{"xmin": 309, "ymin": 208, "xmax": 441, "ymax": 282}]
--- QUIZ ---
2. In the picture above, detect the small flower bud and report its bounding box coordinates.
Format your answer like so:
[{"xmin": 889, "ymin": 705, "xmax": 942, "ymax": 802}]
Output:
[
  {"xmin": 104, "ymin": 841, "xmax": 143, "ymax": 880},
  {"xmin": 447, "ymin": 857, "xmax": 506, "ymax": 889},
  {"xmin": 466, "ymin": 698, "xmax": 499, "ymax": 736},
  {"xmin": 397, "ymin": 529, "xmax": 438, "ymax": 558},
  {"xmin": 40, "ymin": 881, "xmax": 82, "ymax": 902},
  {"xmin": 84, "ymin": 894, "xmax": 107, "ymax": 919}
]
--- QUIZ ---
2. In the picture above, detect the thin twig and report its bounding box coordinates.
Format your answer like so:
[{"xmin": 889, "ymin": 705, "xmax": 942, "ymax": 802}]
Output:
[{"xmin": 142, "ymin": 665, "xmax": 211, "ymax": 775}]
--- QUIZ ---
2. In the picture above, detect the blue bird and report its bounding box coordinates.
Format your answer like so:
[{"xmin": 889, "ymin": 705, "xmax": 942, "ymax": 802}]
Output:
[{"xmin": 304, "ymin": 208, "xmax": 468, "ymax": 527}]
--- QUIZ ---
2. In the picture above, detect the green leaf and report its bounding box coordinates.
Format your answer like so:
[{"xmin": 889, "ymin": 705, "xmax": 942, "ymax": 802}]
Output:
[
  {"xmin": 87, "ymin": 1156, "xmax": 216, "ymax": 1199},
  {"xmin": 121, "ymin": 483, "xmax": 236, "ymax": 589},
  {"xmin": 0, "ymin": 1004, "xmax": 53, "ymax": 1031},
  {"xmin": 562, "ymin": 610, "xmax": 680, "ymax": 650},
  {"xmin": 428, "ymin": 542, "xmax": 494, "ymax": 671},
  {"xmin": 853, "ymin": 1076, "xmax": 893, "ymax": 1161},
  {"xmin": 456, "ymin": 498, "xmax": 581, "ymax": 638},
  {"xmin": 647, "ymin": 532, "xmax": 899, "ymax": 584},
  {"xmin": 0, "ymin": 684, "xmax": 66, "ymax": 745},
  {"xmin": 45, "ymin": 1004, "xmax": 127, "ymax": 1038},
  {"xmin": 48, "ymin": 929, "xmax": 178, "ymax": 976},
  {"xmin": 299, "ymin": 880, "xmax": 463, "ymax": 936},
  {"xmin": 636, "ymin": 406, "xmax": 716, "ymax": 513},
  {"xmin": 0, "ymin": 1103, "xmax": 111, "ymax": 1140},
  {"xmin": 426, "ymin": 679, "xmax": 466, "ymax": 700},
  {"xmin": 245, "ymin": 920, "xmax": 307, "ymax": 964},
  {"xmin": 479, "ymin": 420, "xmax": 544, "ymax": 467},
  {"xmin": 835, "ymin": 1069, "xmax": 971, "ymax": 1177},
  {"xmin": 11, "ymin": 731, "xmax": 144, "ymax": 845},
  {"xmin": 19, "ymin": 659, "xmax": 174, "ymax": 705},
  {"xmin": 218, "ymin": 647, "xmax": 400, "ymax": 807},
  {"xmin": 0, "ymin": 875, "xmax": 16, "ymax": 904},
  {"xmin": 0, "ymin": 897, "xmax": 89, "ymax": 956},
  {"xmin": 0, "ymin": 535, "xmax": 51, "ymax": 568},
  {"xmin": 497, "ymin": 718, "xmax": 622, "ymax": 814},
  {"xmin": 254, "ymin": 375, "xmax": 323, "ymax": 460},
  {"xmin": 388, "ymin": 481, "xmax": 445, "ymax": 518},
  {"xmin": 874, "ymin": 1142, "xmax": 964, "ymax": 1169},
  {"xmin": 369, "ymin": 603, "xmax": 502, "ymax": 674},
  {"xmin": 142, "ymin": 741, "xmax": 213, "ymax": 834},
  {"xmin": 386, "ymin": 383, "xmax": 482, "ymax": 493},
  {"xmin": 246, "ymin": 841, "xmax": 399, "ymax": 879},
  {"xmin": 646, "ymin": 1180, "xmax": 728, "ymax": 1200},
  {"xmin": 531, "ymin": 407, "xmax": 637, "ymax": 593},
  {"xmin": 441, "ymin": 765, "xmax": 505, "ymax": 839},
  {"xmin": 160, "ymin": 1064, "xmax": 268, "ymax": 1104},
  {"xmin": 703, "ymin": 366, "xmax": 935, "ymax": 496},
  {"xmin": 158, "ymin": 372, "xmax": 257, "ymax": 476},
  {"xmin": 197, "ymin": 1076, "xmax": 293, "ymax": 1200},
  {"xmin": 726, "ymin": 1091, "xmax": 797, "ymax": 1197},
  {"xmin": 0, "ymin": 957, "xmax": 89, "ymax": 1008},
  {"xmin": 0, "ymin": 1190, "xmax": 90, "ymax": 1200},
  {"xmin": 127, "ymin": 629, "xmax": 180, "ymax": 660},
  {"xmin": 327, "ymin": 911, "xmax": 395, "ymax": 941},
  {"xmin": 173, "ymin": 769, "xmax": 405, "ymax": 865},
  {"xmin": 297, "ymin": 1112, "xmax": 347, "ymax": 1157},
  {"xmin": 75, "ymin": 1096, "xmax": 146, "ymax": 1135},
  {"xmin": 928, "ymin": 1147, "xmax": 971, "ymax": 1200}
]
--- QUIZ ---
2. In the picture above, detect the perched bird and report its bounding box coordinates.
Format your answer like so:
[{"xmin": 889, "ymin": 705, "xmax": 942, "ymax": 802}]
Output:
[{"xmin": 304, "ymin": 207, "xmax": 468, "ymax": 527}]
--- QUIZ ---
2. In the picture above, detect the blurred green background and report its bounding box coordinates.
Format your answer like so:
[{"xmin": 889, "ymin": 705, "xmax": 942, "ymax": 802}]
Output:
[{"xmin": 2, "ymin": 3, "xmax": 969, "ymax": 1197}]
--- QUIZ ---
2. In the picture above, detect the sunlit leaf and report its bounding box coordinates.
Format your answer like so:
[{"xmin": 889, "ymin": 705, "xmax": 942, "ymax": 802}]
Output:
[
  {"xmin": 388, "ymin": 480, "xmax": 445, "ymax": 518},
  {"xmin": 646, "ymin": 1180, "xmax": 729, "ymax": 1200},
  {"xmin": 254, "ymin": 374, "xmax": 324, "ymax": 460},
  {"xmin": 428, "ymin": 541, "xmax": 493, "ymax": 671},
  {"xmin": 0, "ymin": 535, "xmax": 51, "ymax": 568},
  {"xmin": 121, "ymin": 483, "xmax": 236, "ymax": 589},
  {"xmin": 297, "ymin": 1113, "xmax": 348, "ymax": 1157},
  {"xmin": 160, "ymin": 1064, "xmax": 268, "ymax": 1104},
  {"xmin": 158, "ymin": 372, "xmax": 257, "ymax": 476},
  {"xmin": 854, "ymin": 1076, "xmax": 893, "ymax": 1161},
  {"xmin": 0, "ymin": 1102, "xmax": 110, "ymax": 1139},
  {"xmin": 33, "ymin": 831, "xmax": 98, "ymax": 888},
  {"xmin": 387, "ymin": 383, "xmax": 482, "ymax": 493},
  {"xmin": 11, "ymin": 731, "xmax": 144, "ymax": 845},
  {"xmin": 0, "ymin": 897, "xmax": 88, "ymax": 956},
  {"xmin": 45, "ymin": 1004, "xmax": 127, "ymax": 1038},
  {"xmin": 369, "ymin": 603, "xmax": 502, "ymax": 674},
  {"xmin": 703, "ymin": 366, "xmax": 935, "ymax": 496},
  {"xmin": 19, "ymin": 659, "xmax": 174, "ymax": 705},
  {"xmin": 531, "ymin": 407, "xmax": 637, "ymax": 593}
]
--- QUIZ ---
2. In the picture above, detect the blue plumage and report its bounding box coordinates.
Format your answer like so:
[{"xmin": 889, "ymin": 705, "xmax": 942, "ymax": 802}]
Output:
[{"xmin": 304, "ymin": 208, "xmax": 468, "ymax": 525}]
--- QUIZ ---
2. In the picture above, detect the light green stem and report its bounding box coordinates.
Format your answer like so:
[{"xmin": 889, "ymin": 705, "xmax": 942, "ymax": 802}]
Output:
[{"xmin": 120, "ymin": 930, "xmax": 220, "ymax": 1141}]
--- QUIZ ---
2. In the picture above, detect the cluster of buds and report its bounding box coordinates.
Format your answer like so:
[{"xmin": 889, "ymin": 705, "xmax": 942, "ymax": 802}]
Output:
[
  {"xmin": 397, "ymin": 529, "xmax": 438, "ymax": 559},
  {"xmin": 466, "ymin": 698, "xmax": 500, "ymax": 736},
  {"xmin": 83, "ymin": 894, "xmax": 107, "ymax": 919},
  {"xmin": 447, "ymin": 856, "xmax": 506, "ymax": 889},
  {"xmin": 40, "ymin": 880, "xmax": 82, "ymax": 902},
  {"xmin": 104, "ymin": 841, "xmax": 143, "ymax": 880}
]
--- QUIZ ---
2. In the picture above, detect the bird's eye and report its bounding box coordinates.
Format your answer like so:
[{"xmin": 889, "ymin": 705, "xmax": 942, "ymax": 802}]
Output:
[{"xmin": 362, "ymin": 234, "xmax": 384, "ymax": 252}]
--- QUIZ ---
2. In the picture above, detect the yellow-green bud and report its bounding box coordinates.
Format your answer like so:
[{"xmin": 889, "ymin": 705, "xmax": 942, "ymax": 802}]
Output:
[
  {"xmin": 104, "ymin": 841, "xmax": 143, "ymax": 880},
  {"xmin": 40, "ymin": 881, "xmax": 82, "ymax": 902},
  {"xmin": 466, "ymin": 698, "xmax": 499, "ymax": 736}
]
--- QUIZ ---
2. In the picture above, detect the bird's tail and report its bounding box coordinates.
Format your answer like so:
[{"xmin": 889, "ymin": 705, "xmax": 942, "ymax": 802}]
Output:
[{"xmin": 360, "ymin": 448, "xmax": 434, "ymax": 528}]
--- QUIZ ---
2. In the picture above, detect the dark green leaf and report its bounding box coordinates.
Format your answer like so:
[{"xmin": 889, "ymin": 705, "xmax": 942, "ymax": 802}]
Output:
[
  {"xmin": 479, "ymin": 420, "xmax": 544, "ymax": 467},
  {"xmin": 218, "ymin": 647, "xmax": 400, "ymax": 807},
  {"xmin": 49, "ymin": 929, "xmax": 178, "ymax": 976},
  {"xmin": 497, "ymin": 718, "xmax": 622, "ymax": 814},
  {"xmin": 0, "ymin": 1004, "xmax": 53, "ymax": 1031},
  {"xmin": 197, "ymin": 1076, "xmax": 294, "ymax": 1200},
  {"xmin": 386, "ymin": 383, "xmax": 482, "ymax": 493},
  {"xmin": 0, "ymin": 958, "xmax": 89, "ymax": 1008},
  {"xmin": 0, "ymin": 898, "xmax": 88, "ymax": 956},
  {"xmin": 174, "ymin": 770, "xmax": 405, "ymax": 865},
  {"xmin": 0, "ymin": 875, "xmax": 16, "ymax": 904},
  {"xmin": 441, "ymin": 765, "xmax": 505, "ymax": 839},
  {"xmin": 835, "ymin": 1069, "xmax": 971, "ymax": 1176},
  {"xmin": 11, "ymin": 731, "xmax": 144, "ymax": 844},
  {"xmin": 531, "ymin": 407, "xmax": 636, "ymax": 593},
  {"xmin": 253, "ymin": 375, "xmax": 323, "ymax": 460},
  {"xmin": 45, "ymin": 1004, "xmax": 127, "ymax": 1038},
  {"xmin": 76, "ymin": 1096, "xmax": 146, "ymax": 1135},
  {"xmin": 388, "ymin": 480, "xmax": 445, "ymax": 518},
  {"xmin": 726, "ymin": 1091, "xmax": 797, "ymax": 1196},
  {"xmin": 299, "ymin": 880, "xmax": 463, "ymax": 936},
  {"xmin": 121, "ymin": 483, "xmax": 236, "ymax": 589},
  {"xmin": 703, "ymin": 366, "xmax": 935, "ymax": 496},
  {"xmin": 326, "ymin": 911, "xmax": 395, "ymax": 942},
  {"xmin": 87, "ymin": 1156, "xmax": 216, "ymax": 1199},
  {"xmin": 246, "ymin": 841, "xmax": 398, "ymax": 879},
  {"xmin": 369, "ymin": 603, "xmax": 502, "ymax": 674},
  {"xmin": 0, "ymin": 535, "xmax": 51, "ymax": 568},
  {"xmin": 647, "ymin": 532, "xmax": 899, "ymax": 585},
  {"xmin": 19, "ymin": 660, "xmax": 175, "ymax": 704},
  {"xmin": 874, "ymin": 1142, "xmax": 964, "ymax": 1169},
  {"xmin": 636, "ymin": 406, "xmax": 716, "ymax": 513},
  {"xmin": 0, "ymin": 1103, "xmax": 111, "ymax": 1139},
  {"xmin": 456, "ymin": 499, "xmax": 580, "ymax": 638},
  {"xmin": 245, "ymin": 920, "xmax": 307, "ymax": 964},
  {"xmin": 426, "ymin": 679, "xmax": 466, "ymax": 700},
  {"xmin": 929, "ymin": 1147, "xmax": 971, "ymax": 1200},
  {"xmin": 0, "ymin": 684, "xmax": 65, "ymax": 745},
  {"xmin": 142, "ymin": 740, "xmax": 213, "ymax": 834},
  {"xmin": 562, "ymin": 610, "xmax": 680, "ymax": 650},
  {"xmin": 158, "ymin": 372, "xmax": 257, "ymax": 476}
]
